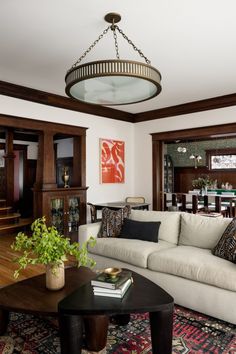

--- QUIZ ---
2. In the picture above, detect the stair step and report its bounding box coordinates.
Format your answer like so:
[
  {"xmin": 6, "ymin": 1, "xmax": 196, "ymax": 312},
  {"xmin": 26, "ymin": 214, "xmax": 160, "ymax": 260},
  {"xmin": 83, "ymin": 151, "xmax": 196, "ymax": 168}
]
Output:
[
  {"xmin": 0, "ymin": 207, "xmax": 12, "ymax": 215},
  {"xmin": 0, "ymin": 218, "xmax": 33, "ymax": 234},
  {"xmin": 0, "ymin": 199, "xmax": 6, "ymax": 207},
  {"xmin": 0, "ymin": 213, "xmax": 21, "ymax": 226}
]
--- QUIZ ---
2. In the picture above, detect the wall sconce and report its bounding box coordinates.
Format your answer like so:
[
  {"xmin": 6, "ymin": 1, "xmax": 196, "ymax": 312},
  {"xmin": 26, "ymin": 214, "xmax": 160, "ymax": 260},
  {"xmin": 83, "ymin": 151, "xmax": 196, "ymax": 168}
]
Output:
[{"xmin": 189, "ymin": 154, "xmax": 202, "ymax": 169}]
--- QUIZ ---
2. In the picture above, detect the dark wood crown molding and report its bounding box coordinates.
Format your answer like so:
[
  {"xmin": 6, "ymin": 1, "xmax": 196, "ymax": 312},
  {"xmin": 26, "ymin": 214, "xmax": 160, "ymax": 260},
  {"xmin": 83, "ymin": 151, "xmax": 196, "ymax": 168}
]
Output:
[
  {"xmin": 0, "ymin": 113, "xmax": 87, "ymax": 136},
  {"xmin": 151, "ymin": 122, "xmax": 236, "ymax": 142},
  {"xmin": 135, "ymin": 93, "xmax": 236, "ymax": 122},
  {"xmin": 0, "ymin": 81, "xmax": 134, "ymax": 123},
  {"xmin": 1, "ymin": 80, "xmax": 236, "ymax": 123}
]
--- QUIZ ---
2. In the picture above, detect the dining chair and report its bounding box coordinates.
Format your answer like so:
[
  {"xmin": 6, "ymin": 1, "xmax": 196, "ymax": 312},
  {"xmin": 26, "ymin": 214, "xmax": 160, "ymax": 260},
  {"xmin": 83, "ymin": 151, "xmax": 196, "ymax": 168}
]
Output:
[
  {"xmin": 163, "ymin": 192, "xmax": 173, "ymax": 210},
  {"xmin": 163, "ymin": 192, "xmax": 182, "ymax": 211},
  {"xmin": 125, "ymin": 197, "xmax": 145, "ymax": 203},
  {"xmin": 182, "ymin": 194, "xmax": 204, "ymax": 214},
  {"xmin": 203, "ymin": 195, "xmax": 228, "ymax": 216},
  {"xmin": 87, "ymin": 202, "xmax": 101, "ymax": 223}
]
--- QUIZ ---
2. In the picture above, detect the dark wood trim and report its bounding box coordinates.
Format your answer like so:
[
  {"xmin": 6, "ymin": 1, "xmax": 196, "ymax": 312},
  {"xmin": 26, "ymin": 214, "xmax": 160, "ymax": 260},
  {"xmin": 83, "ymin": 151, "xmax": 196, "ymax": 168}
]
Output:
[
  {"xmin": 135, "ymin": 93, "xmax": 236, "ymax": 122},
  {"xmin": 0, "ymin": 143, "xmax": 28, "ymax": 151},
  {"xmin": 152, "ymin": 122, "xmax": 236, "ymax": 210},
  {"xmin": 206, "ymin": 147, "xmax": 236, "ymax": 171},
  {"xmin": 0, "ymin": 113, "xmax": 86, "ymax": 136},
  {"xmin": 152, "ymin": 140, "xmax": 164, "ymax": 211},
  {"xmin": 0, "ymin": 81, "xmax": 134, "ymax": 123},
  {"xmin": 206, "ymin": 147, "xmax": 236, "ymax": 155},
  {"xmin": 2, "ymin": 81, "xmax": 236, "ymax": 124},
  {"xmin": 152, "ymin": 122, "xmax": 236, "ymax": 142},
  {"xmin": 4, "ymin": 129, "xmax": 14, "ymax": 206}
]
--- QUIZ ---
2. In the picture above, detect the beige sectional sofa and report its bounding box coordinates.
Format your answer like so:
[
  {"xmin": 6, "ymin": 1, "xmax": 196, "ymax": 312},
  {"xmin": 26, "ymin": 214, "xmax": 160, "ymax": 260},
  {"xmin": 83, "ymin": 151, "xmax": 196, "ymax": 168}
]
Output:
[{"xmin": 79, "ymin": 210, "xmax": 236, "ymax": 324}]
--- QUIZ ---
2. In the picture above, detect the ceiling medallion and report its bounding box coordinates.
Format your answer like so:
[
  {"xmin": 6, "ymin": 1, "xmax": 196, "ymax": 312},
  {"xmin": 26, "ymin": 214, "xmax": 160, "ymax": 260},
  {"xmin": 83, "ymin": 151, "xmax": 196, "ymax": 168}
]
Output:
[{"xmin": 65, "ymin": 13, "xmax": 162, "ymax": 106}]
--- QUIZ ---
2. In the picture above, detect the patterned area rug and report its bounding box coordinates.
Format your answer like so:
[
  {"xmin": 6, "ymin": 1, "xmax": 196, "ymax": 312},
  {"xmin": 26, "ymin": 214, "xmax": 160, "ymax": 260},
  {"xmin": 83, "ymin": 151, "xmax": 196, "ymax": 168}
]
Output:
[{"xmin": 0, "ymin": 305, "xmax": 235, "ymax": 354}]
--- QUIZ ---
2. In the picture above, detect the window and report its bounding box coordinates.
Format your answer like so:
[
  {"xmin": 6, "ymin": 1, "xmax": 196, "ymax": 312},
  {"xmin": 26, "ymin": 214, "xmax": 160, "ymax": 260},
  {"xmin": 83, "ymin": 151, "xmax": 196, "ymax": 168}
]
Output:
[{"xmin": 206, "ymin": 149, "xmax": 236, "ymax": 170}]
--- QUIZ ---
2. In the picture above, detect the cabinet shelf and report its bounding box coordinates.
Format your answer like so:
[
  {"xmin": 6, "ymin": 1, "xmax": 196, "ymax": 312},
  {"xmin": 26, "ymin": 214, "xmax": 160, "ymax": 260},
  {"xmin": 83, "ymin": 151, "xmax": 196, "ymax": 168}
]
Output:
[
  {"xmin": 33, "ymin": 187, "xmax": 88, "ymax": 243},
  {"xmin": 164, "ymin": 155, "xmax": 174, "ymax": 192}
]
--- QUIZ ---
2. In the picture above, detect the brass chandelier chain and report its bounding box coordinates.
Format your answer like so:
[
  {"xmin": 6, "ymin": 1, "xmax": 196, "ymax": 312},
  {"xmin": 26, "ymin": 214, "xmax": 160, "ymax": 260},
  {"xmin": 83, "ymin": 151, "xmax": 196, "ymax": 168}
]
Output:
[
  {"xmin": 70, "ymin": 23, "xmax": 151, "ymax": 71},
  {"xmin": 115, "ymin": 25, "xmax": 151, "ymax": 65},
  {"xmin": 112, "ymin": 26, "xmax": 120, "ymax": 60},
  {"xmin": 70, "ymin": 25, "xmax": 110, "ymax": 70}
]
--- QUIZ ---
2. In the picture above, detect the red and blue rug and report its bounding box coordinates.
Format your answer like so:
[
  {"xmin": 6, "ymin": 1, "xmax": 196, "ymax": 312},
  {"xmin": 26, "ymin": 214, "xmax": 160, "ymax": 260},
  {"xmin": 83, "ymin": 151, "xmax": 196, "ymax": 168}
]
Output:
[{"xmin": 0, "ymin": 305, "xmax": 235, "ymax": 353}]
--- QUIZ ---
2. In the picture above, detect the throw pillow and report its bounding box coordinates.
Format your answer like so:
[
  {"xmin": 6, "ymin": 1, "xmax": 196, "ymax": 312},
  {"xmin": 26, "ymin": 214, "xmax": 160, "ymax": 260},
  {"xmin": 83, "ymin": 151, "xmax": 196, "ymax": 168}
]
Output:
[
  {"xmin": 119, "ymin": 218, "xmax": 161, "ymax": 242},
  {"xmin": 212, "ymin": 217, "xmax": 236, "ymax": 263},
  {"xmin": 98, "ymin": 206, "xmax": 131, "ymax": 238}
]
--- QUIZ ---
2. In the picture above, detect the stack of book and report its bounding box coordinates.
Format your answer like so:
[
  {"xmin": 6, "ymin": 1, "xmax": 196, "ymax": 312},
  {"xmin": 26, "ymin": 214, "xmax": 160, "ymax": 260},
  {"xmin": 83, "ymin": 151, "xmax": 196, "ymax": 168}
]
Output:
[{"xmin": 91, "ymin": 270, "xmax": 133, "ymax": 298}]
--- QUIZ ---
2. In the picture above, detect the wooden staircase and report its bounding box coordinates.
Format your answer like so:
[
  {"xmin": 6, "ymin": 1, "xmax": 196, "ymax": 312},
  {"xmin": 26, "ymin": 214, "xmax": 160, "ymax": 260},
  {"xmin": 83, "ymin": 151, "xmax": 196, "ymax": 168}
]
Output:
[{"xmin": 0, "ymin": 200, "xmax": 32, "ymax": 235}]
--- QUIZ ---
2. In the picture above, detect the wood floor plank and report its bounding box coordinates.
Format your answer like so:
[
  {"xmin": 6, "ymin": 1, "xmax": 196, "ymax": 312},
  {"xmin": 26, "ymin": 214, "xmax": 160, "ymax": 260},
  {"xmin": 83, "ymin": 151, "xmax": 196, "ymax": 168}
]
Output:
[
  {"xmin": 0, "ymin": 233, "xmax": 77, "ymax": 287},
  {"xmin": 0, "ymin": 233, "xmax": 45, "ymax": 287}
]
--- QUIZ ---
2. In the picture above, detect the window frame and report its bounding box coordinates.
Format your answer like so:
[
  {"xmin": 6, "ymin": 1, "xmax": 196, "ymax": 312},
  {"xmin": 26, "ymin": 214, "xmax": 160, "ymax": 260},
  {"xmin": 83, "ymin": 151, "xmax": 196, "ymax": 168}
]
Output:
[{"xmin": 206, "ymin": 148, "xmax": 236, "ymax": 171}]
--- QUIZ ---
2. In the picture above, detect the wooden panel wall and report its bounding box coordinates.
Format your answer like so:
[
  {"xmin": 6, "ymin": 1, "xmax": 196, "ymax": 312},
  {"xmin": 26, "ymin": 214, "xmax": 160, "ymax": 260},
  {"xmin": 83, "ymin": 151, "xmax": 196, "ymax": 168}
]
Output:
[{"xmin": 174, "ymin": 166, "xmax": 236, "ymax": 192}]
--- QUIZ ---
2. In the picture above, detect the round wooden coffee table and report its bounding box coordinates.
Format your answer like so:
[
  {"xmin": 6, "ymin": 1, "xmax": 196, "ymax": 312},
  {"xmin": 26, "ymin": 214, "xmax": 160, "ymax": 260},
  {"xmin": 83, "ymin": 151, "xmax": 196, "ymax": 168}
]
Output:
[
  {"xmin": 58, "ymin": 270, "xmax": 174, "ymax": 354},
  {"xmin": 0, "ymin": 266, "xmax": 107, "ymax": 351}
]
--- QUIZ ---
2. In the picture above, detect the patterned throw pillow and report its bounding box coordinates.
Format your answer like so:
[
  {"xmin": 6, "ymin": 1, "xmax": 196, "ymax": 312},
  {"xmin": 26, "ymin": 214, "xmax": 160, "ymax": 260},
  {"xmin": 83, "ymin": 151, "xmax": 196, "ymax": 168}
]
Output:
[
  {"xmin": 212, "ymin": 218, "xmax": 236, "ymax": 263},
  {"xmin": 98, "ymin": 206, "xmax": 131, "ymax": 238}
]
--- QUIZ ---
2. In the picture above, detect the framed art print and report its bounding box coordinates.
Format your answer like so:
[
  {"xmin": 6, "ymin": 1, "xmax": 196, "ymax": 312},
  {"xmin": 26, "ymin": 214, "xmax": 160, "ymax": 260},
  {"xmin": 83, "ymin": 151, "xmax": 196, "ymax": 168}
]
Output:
[{"xmin": 100, "ymin": 138, "xmax": 125, "ymax": 183}]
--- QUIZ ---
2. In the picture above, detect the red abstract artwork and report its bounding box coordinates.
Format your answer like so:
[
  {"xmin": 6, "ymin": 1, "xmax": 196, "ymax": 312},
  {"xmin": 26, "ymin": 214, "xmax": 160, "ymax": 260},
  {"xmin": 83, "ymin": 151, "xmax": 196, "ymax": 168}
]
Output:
[{"xmin": 100, "ymin": 139, "xmax": 125, "ymax": 183}]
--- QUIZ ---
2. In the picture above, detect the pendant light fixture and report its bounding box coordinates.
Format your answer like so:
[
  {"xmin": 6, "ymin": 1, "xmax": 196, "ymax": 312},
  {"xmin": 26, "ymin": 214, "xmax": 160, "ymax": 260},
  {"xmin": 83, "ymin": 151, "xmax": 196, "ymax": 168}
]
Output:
[{"xmin": 65, "ymin": 13, "xmax": 162, "ymax": 106}]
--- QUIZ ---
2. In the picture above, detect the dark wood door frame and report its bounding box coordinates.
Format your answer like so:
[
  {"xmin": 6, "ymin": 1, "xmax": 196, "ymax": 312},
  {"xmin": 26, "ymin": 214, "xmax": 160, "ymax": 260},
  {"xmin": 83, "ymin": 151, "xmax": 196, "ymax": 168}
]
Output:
[
  {"xmin": 151, "ymin": 122, "xmax": 236, "ymax": 210},
  {"xmin": 0, "ymin": 142, "xmax": 28, "ymax": 206},
  {"xmin": 0, "ymin": 113, "xmax": 88, "ymax": 223}
]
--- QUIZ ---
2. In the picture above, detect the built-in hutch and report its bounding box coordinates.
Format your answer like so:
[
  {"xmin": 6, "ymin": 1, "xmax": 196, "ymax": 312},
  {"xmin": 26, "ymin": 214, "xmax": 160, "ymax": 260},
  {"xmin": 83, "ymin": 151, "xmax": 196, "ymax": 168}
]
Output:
[{"xmin": 0, "ymin": 114, "xmax": 88, "ymax": 242}]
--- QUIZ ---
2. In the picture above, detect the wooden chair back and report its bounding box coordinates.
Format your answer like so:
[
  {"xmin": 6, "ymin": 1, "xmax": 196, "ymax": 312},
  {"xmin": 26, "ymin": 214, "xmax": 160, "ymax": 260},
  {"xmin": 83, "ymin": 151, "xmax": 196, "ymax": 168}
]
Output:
[{"xmin": 125, "ymin": 197, "xmax": 145, "ymax": 203}]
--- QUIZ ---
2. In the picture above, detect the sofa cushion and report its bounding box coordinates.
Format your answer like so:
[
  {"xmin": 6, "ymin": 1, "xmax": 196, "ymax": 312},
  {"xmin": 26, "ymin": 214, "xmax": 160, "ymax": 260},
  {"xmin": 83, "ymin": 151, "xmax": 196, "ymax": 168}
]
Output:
[
  {"xmin": 88, "ymin": 238, "xmax": 176, "ymax": 268},
  {"xmin": 179, "ymin": 213, "xmax": 232, "ymax": 249},
  {"xmin": 98, "ymin": 206, "xmax": 131, "ymax": 238},
  {"xmin": 129, "ymin": 210, "xmax": 181, "ymax": 244},
  {"xmin": 119, "ymin": 218, "xmax": 161, "ymax": 242},
  {"xmin": 148, "ymin": 245, "xmax": 236, "ymax": 292},
  {"xmin": 212, "ymin": 218, "xmax": 236, "ymax": 263}
]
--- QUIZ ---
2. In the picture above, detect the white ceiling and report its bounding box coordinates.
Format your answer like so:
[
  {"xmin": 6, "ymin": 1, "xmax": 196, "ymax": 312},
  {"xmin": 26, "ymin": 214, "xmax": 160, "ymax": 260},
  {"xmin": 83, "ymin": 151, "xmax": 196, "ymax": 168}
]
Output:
[{"xmin": 1, "ymin": 0, "xmax": 236, "ymax": 114}]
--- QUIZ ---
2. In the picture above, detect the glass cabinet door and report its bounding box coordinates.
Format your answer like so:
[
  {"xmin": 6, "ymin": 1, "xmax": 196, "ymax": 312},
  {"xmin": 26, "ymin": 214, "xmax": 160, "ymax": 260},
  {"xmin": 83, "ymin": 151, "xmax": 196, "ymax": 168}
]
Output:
[
  {"xmin": 51, "ymin": 198, "xmax": 64, "ymax": 233},
  {"xmin": 68, "ymin": 197, "xmax": 80, "ymax": 233}
]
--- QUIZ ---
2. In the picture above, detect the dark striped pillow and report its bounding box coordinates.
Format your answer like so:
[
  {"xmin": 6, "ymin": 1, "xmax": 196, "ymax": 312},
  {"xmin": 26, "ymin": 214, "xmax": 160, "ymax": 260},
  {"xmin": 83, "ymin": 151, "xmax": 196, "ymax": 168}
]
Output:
[
  {"xmin": 98, "ymin": 206, "xmax": 131, "ymax": 238},
  {"xmin": 212, "ymin": 218, "xmax": 236, "ymax": 263}
]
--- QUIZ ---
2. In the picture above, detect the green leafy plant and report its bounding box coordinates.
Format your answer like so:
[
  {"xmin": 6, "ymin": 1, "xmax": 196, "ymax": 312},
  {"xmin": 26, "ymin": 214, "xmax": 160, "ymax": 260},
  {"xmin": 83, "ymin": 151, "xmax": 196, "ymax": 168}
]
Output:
[
  {"xmin": 11, "ymin": 216, "xmax": 96, "ymax": 279},
  {"xmin": 192, "ymin": 175, "xmax": 213, "ymax": 189}
]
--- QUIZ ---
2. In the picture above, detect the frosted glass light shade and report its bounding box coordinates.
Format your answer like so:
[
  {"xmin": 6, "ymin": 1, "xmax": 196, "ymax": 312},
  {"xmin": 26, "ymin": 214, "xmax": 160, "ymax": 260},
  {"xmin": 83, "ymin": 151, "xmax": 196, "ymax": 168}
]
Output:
[{"xmin": 65, "ymin": 60, "xmax": 161, "ymax": 105}]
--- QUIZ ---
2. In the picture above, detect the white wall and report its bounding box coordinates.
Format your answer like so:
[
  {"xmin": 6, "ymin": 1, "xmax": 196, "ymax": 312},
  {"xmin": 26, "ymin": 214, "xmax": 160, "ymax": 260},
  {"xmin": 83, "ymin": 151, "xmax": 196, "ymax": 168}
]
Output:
[
  {"xmin": 0, "ymin": 95, "xmax": 134, "ymax": 204},
  {"xmin": 1, "ymin": 95, "xmax": 236, "ymax": 209},
  {"xmin": 134, "ymin": 106, "xmax": 236, "ymax": 207},
  {"xmin": 0, "ymin": 138, "xmax": 38, "ymax": 159},
  {"xmin": 55, "ymin": 138, "xmax": 73, "ymax": 158}
]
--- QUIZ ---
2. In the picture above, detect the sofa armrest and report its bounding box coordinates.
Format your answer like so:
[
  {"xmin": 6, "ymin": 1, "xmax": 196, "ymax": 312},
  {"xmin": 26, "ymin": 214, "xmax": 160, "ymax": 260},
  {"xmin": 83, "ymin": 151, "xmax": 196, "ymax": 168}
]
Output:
[{"xmin": 79, "ymin": 222, "xmax": 101, "ymax": 245}]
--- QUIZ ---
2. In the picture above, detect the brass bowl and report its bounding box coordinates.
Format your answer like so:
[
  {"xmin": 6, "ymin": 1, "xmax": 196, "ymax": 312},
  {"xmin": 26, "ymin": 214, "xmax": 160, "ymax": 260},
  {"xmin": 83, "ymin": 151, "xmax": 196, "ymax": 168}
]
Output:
[{"xmin": 104, "ymin": 267, "xmax": 122, "ymax": 278}]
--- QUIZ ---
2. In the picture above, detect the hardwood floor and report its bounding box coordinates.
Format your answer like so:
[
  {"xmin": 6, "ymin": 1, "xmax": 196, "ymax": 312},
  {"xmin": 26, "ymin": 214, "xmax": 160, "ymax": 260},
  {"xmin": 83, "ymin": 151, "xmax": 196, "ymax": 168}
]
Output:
[
  {"xmin": 0, "ymin": 233, "xmax": 45, "ymax": 287},
  {"xmin": 0, "ymin": 233, "xmax": 77, "ymax": 287}
]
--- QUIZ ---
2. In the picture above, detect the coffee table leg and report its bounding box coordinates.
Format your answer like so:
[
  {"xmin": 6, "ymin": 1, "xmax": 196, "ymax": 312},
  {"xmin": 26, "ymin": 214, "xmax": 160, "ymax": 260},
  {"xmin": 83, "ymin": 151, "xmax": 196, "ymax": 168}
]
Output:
[
  {"xmin": 83, "ymin": 315, "xmax": 109, "ymax": 352},
  {"xmin": 59, "ymin": 314, "xmax": 83, "ymax": 354},
  {"xmin": 149, "ymin": 305, "xmax": 173, "ymax": 354},
  {"xmin": 111, "ymin": 313, "xmax": 130, "ymax": 326},
  {"xmin": 0, "ymin": 309, "xmax": 9, "ymax": 334}
]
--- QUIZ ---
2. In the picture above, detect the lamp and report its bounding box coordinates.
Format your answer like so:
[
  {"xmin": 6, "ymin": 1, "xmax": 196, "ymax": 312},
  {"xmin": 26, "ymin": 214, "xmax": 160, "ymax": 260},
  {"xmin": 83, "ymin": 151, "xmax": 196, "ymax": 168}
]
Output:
[
  {"xmin": 65, "ymin": 13, "xmax": 162, "ymax": 105},
  {"xmin": 189, "ymin": 154, "xmax": 202, "ymax": 169},
  {"xmin": 177, "ymin": 146, "xmax": 187, "ymax": 153}
]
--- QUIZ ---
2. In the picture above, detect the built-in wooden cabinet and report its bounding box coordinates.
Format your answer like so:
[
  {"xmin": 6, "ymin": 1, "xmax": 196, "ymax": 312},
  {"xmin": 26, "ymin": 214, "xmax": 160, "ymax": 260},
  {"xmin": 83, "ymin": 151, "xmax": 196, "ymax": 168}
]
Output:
[
  {"xmin": 164, "ymin": 154, "xmax": 174, "ymax": 192},
  {"xmin": 33, "ymin": 187, "xmax": 87, "ymax": 242},
  {"xmin": 31, "ymin": 125, "xmax": 87, "ymax": 241},
  {"xmin": 0, "ymin": 114, "xmax": 88, "ymax": 239}
]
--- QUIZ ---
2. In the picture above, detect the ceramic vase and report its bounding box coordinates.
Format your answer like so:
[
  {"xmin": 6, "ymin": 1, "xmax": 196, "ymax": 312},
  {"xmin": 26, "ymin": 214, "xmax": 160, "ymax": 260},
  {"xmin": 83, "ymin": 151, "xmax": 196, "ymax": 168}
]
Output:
[{"xmin": 46, "ymin": 262, "xmax": 65, "ymax": 291}]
